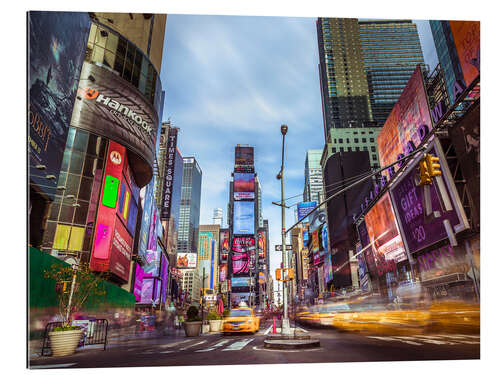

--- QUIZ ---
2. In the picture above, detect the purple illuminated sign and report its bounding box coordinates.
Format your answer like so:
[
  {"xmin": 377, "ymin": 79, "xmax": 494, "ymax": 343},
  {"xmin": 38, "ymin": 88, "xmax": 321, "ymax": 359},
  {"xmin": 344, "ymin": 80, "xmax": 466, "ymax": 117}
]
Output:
[{"xmin": 389, "ymin": 139, "xmax": 469, "ymax": 254}]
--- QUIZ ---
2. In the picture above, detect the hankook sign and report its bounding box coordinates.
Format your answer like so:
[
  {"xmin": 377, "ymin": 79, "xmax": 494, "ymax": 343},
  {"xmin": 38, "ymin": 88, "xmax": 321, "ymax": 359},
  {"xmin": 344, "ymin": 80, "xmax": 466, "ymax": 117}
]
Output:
[{"xmin": 71, "ymin": 62, "xmax": 159, "ymax": 187}]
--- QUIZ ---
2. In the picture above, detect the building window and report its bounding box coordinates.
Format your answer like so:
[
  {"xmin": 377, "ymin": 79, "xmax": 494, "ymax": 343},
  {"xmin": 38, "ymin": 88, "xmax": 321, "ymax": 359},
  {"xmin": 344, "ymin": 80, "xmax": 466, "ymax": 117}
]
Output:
[
  {"xmin": 354, "ymin": 138, "xmax": 359, "ymax": 143},
  {"xmin": 332, "ymin": 147, "xmax": 337, "ymax": 153},
  {"xmin": 370, "ymin": 138, "xmax": 375, "ymax": 142},
  {"xmin": 338, "ymin": 139, "xmax": 343, "ymax": 144},
  {"xmin": 372, "ymin": 154, "xmax": 378, "ymax": 161},
  {"xmin": 371, "ymin": 146, "xmax": 376, "ymax": 152},
  {"xmin": 362, "ymin": 138, "xmax": 367, "ymax": 143}
]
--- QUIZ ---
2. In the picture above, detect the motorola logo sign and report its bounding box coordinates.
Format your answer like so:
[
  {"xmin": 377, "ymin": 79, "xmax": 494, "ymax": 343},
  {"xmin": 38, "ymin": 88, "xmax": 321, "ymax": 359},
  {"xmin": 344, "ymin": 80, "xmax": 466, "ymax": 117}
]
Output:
[{"xmin": 83, "ymin": 88, "xmax": 153, "ymax": 136}]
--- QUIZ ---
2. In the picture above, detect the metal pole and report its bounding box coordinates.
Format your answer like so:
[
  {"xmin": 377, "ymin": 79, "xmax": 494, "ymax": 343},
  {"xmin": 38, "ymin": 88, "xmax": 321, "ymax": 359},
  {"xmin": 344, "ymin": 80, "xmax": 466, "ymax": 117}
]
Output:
[
  {"xmin": 201, "ymin": 268, "xmax": 205, "ymax": 323},
  {"xmin": 280, "ymin": 126, "xmax": 291, "ymax": 334}
]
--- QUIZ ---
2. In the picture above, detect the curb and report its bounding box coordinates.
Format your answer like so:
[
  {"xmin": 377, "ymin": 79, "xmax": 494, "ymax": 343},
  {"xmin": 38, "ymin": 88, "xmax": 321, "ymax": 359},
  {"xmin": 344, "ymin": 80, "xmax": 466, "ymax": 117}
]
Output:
[{"xmin": 263, "ymin": 339, "xmax": 320, "ymax": 350}]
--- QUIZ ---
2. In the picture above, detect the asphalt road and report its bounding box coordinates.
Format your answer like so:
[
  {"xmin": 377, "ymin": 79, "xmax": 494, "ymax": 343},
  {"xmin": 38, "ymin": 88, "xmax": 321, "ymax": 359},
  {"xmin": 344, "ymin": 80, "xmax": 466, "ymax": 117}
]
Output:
[{"xmin": 29, "ymin": 322, "xmax": 480, "ymax": 369}]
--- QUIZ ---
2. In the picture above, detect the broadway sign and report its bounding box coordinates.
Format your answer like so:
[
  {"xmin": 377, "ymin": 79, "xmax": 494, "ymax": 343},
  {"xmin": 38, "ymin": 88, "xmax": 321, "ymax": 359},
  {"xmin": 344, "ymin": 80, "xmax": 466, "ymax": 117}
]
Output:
[{"xmin": 161, "ymin": 127, "xmax": 178, "ymax": 219}]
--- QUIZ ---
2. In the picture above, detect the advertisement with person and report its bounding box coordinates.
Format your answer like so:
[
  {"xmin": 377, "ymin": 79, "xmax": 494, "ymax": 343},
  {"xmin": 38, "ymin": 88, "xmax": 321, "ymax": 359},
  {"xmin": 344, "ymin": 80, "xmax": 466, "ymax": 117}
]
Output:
[
  {"xmin": 233, "ymin": 201, "xmax": 255, "ymax": 235},
  {"xmin": 257, "ymin": 230, "xmax": 266, "ymax": 258},
  {"xmin": 297, "ymin": 202, "xmax": 317, "ymax": 221},
  {"xmin": 364, "ymin": 193, "xmax": 407, "ymax": 276},
  {"xmin": 176, "ymin": 253, "xmax": 197, "ymax": 268},
  {"xmin": 377, "ymin": 66, "xmax": 432, "ymax": 178},
  {"xmin": 235, "ymin": 146, "xmax": 254, "ymax": 167},
  {"xmin": 230, "ymin": 292, "xmax": 250, "ymax": 306},
  {"xmin": 220, "ymin": 229, "xmax": 230, "ymax": 263},
  {"xmin": 449, "ymin": 21, "xmax": 480, "ymax": 87},
  {"xmin": 234, "ymin": 172, "xmax": 255, "ymax": 200},
  {"xmin": 72, "ymin": 61, "xmax": 159, "ymax": 186},
  {"xmin": 232, "ymin": 237, "xmax": 254, "ymax": 275},
  {"xmin": 309, "ymin": 209, "xmax": 327, "ymax": 232},
  {"xmin": 138, "ymin": 181, "xmax": 154, "ymax": 262},
  {"xmin": 219, "ymin": 263, "xmax": 228, "ymax": 283},
  {"xmin": 28, "ymin": 12, "xmax": 90, "ymax": 198},
  {"xmin": 389, "ymin": 139, "xmax": 469, "ymax": 254}
]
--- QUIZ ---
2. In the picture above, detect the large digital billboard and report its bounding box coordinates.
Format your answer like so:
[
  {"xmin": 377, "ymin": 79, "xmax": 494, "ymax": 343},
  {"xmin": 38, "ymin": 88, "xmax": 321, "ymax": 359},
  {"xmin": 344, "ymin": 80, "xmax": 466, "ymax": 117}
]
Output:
[
  {"xmin": 233, "ymin": 172, "xmax": 255, "ymax": 200},
  {"xmin": 389, "ymin": 139, "xmax": 469, "ymax": 254},
  {"xmin": 449, "ymin": 21, "xmax": 480, "ymax": 87},
  {"xmin": 297, "ymin": 202, "xmax": 317, "ymax": 221},
  {"xmin": 231, "ymin": 237, "xmax": 255, "ymax": 275},
  {"xmin": 219, "ymin": 229, "xmax": 230, "ymax": 262},
  {"xmin": 108, "ymin": 218, "xmax": 133, "ymax": 282},
  {"xmin": 377, "ymin": 66, "xmax": 432, "ymax": 178},
  {"xmin": 257, "ymin": 230, "xmax": 267, "ymax": 258},
  {"xmin": 219, "ymin": 263, "xmax": 228, "ymax": 283},
  {"xmin": 364, "ymin": 193, "xmax": 407, "ymax": 267},
  {"xmin": 72, "ymin": 62, "xmax": 159, "ymax": 186},
  {"xmin": 233, "ymin": 201, "xmax": 255, "ymax": 235},
  {"xmin": 176, "ymin": 253, "xmax": 197, "ymax": 268},
  {"xmin": 28, "ymin": 12, "xmax": 90, "ymax": 198},
  {"xmin": 235, "ymin": 146, "xmax": 254, "ymax": 167}
]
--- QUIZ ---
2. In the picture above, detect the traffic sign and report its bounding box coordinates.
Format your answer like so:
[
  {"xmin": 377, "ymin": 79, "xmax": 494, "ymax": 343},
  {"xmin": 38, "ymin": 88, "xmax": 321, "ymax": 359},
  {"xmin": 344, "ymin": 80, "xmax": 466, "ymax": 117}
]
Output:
[{"xmin": 275, "ymin": 244, "xmax": 292, "ymax": 251}]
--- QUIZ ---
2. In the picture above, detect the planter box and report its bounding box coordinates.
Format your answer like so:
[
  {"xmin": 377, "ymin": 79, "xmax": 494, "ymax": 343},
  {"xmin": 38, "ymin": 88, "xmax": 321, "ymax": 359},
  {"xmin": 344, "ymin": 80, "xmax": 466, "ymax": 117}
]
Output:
[
  {"xmin": 209, "ymin": 320, "xmax": 222, "ymax": 332},
  {"xmin": 48, "ymin": 329, "xmax": 83, "ymax": 357},
  {"xmin": 184, "ymin": 321, "xmax": 202, "ymax": 337},
  {"xmin": 202, "ymin": 324, "xmax": 210, "ymax": 334}
]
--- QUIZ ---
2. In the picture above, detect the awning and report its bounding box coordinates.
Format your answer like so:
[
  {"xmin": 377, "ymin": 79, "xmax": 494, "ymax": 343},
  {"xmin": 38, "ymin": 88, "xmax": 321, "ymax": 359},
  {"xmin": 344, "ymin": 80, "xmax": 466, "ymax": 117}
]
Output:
[{"xmin": 420, "ymin": 273, "xmax": 469, "ymax": 287}]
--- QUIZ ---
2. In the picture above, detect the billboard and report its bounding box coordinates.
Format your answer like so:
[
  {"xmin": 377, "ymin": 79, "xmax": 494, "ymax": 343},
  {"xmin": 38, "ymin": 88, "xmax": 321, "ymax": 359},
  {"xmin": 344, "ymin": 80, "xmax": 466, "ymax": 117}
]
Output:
[
  {"xmin": 323, "ymin": 254, "xmax": 333, "ymax": 285},
  {"xmin": 160, "ymin": 254, "xmax": 169, "ymax": 304},
  {"xmin": 231, "ymin": 277, "xmax": 252, "ymax": 287},
  {"xmin": 301, "ymin": 224, "xmax": 310, "ymax": 246},
  {"xmin": 230, "ymin": 292, "xmax": 250, "ymax": 306},
  {"xmin": 133, "ymin": 265, "xmax": 145, "ymax": 302},
  {"xmin": 219, "ymin": 229, "xmax": 230, "ymax": 262},
  {"xmin": 176, "ymin": 253, "xmax": 197, "ymax": 268},
  {"xmin": 233, "ymin": 172, "xmax": 255, "ymax": 200},
  {"xmin": 297, "ymin": 202, "xmax": 317, "ymax": 221},
  {"xmin": 377, "ymin": 66, "xmax": 432, "ymax": 178},
  {"xmin": 257, "ymin": 230, "xmax": 267, "ymax": 258},
  {"xmin": 363, "ymin": 193, "xmax": 407, "ymax": 274},
  {"xmin": 233, "ymin": 201, "xmax": 255, "ymax": 235},
  {"xmin": 449, "ymin": 21, "xmax": 480, "ymax": 87},
  {"xmin": 161, "ymin": 128, "xmax": 179, "ymax": 219},
  {"xmin": 72, "ymin": 62, "xmax": 159, "ymax": 187},
  {"xmin": 309, "ymin": 208, "xmax": 327, "ymax": 232},
  {"xmin": 109, "ymin": 218, "xmax": 133, "ymax": 282},
  {"xmin": 235, "ymin": 146, "xmax": 254, "ymax": 166},
  {"xmin": 389, "ymin": 139, "xmax": 469, "ymax": 254},
  {"xmin": 28, "ymin": 12, "xmax": 90, "ymax": 198},
  {"xmin": 219, "ymin": 263, "xmax": 228, "ymax": 283},
  {"xmin": 231, "ymin": 237, "xmax": 255, "ymax": 275}
]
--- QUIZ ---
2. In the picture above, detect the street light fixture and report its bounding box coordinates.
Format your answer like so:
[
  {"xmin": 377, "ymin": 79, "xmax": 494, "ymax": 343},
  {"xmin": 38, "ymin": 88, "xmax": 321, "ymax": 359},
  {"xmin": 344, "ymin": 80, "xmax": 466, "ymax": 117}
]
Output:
[{"xmin": 278, "ymin": 124, "xmax": 291, "ymax": 334}]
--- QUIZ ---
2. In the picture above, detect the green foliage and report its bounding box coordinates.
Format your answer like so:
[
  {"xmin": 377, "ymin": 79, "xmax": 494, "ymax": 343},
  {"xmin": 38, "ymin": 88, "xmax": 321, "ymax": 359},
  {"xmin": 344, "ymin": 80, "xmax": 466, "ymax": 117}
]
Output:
[
  {"xmin": 223, "ymin": 309, "xmax": 230, "ymax": 317},
  {"xmin": 43, "ymin": 262, "xmax": 109, "ymax": 326},
  {"xmin": 186, "ymin": 305, "xmax": 199, "ymax": 321},
  {"xmin": 207, "ymin": 311, "xmax": 222, "ymax": 320},
  {"xmin": 52, "ymin": 325, "xmax": 81, "ymax": 332}
]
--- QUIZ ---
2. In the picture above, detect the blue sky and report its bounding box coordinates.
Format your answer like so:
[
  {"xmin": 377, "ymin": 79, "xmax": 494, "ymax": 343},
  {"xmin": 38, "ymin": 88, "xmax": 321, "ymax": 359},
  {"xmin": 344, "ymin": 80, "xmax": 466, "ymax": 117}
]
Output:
[{"xmin": 159, "ymin": 15, "xmax": 438, "ymax": 281}]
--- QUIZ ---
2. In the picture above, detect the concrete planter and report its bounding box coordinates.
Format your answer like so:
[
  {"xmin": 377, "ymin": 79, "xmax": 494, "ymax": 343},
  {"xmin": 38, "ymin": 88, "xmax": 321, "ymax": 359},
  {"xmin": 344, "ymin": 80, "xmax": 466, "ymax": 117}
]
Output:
[
  {"xmin": 202, "ymin": 323, "xmax": 210, "ymax": 334},
  {"xmin": 209, "ymin": 320, "xmax": 222, "ymax": 332},
  {"xmin": 48, "ymin": 329, "xmax": 83, "ymax": 357},
  {"xmin": 184, "ymin": 321, "xmax": 202, "ymax": 337}
]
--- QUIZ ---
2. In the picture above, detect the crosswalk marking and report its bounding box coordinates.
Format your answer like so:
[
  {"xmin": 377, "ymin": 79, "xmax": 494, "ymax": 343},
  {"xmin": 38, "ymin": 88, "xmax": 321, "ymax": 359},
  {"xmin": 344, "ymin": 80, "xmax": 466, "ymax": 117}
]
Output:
[
  {"xmin": 179, "ymin": 340, "xmax": 207, "ymax": 351},
  {"xmin": 159, "ymin": 339, "xmax": 193, "ymax": 349},
  {"xmin": 196, "ymin": 339, "xmax": 231, "ymax": 352},
  {"xmin": 366, "ymin": 336, "xmax": 423, "ymax": 346},
  {"xmin": 264, "ymin": 325, "xmax": 273, "ymax": 334},
  {"xmin": 222, "ymin": 338, "xmax": 254, "ymax": 351},
  {"xmin": 367, "ymin": 334, "xmax": 480, "ymax": 347}
]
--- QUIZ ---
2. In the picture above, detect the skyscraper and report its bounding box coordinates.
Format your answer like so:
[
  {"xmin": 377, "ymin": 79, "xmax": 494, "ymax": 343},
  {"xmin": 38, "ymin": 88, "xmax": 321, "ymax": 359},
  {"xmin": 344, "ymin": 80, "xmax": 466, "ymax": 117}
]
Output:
[
  {"xmin": 177, "ymin": 157, "xmax": 202, "ymax": 254},
  {"xmin": 359, "ymin": 20, "xmax": 425, "ymax": 125},
  {"xmin": 212, "ymin": 208, "xmax": 223, "ymax": 226},
  {"xmin": 303, "ymin": 149, "xmax": 325, "ymax": 203}
]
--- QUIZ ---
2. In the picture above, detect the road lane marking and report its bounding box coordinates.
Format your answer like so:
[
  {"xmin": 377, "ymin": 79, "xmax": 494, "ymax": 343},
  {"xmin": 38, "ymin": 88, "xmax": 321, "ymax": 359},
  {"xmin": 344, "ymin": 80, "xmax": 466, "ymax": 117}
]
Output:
[
  {"xmin": 366, "ymin": 336, "xmax": 423, "ymax": 346},
  {"xmin": 222, "ymin": 338, "xmax": 254, "ymax": 351},
  {"xmin": 179, "ymin": 340, "xmax": 207, "ymax": 351},
  {"xmin": 30, "ymin": 363, "xmax": 77, "ymax": 369},
  {"xmin": 159, "ymin": 339, "xmax": 193, "ymax": 348},
  {"xmin": 264, "ymin": 325, "xmax": 273, "ymax": 334},
  {"xmin": 195, "ymin": 339, "xmax": 231, "ymax": 352},
  {"xmin": 159, "ymin": 350, "xmax": 175, "ymax": 353}
]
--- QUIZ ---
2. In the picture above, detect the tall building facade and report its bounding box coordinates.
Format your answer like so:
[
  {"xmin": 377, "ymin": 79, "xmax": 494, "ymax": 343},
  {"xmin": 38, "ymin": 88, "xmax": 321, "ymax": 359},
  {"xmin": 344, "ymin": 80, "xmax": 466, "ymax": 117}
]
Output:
[
  {"xmin": 35, "ymin": 13, "xmax": 167, "ymax": 289},
  {"xmin": 212, "ymin": 208, "xmax": 223, "ymax": 226},
  {"xmin": 359, "ymin": 20, "xmax": 425, "ymax": 125},
  {"xmin": 177, "ymin": 157, "xmax": 202, "ymax": 254},
  {"xmin": 303, "ymin": 149, "xmax": 325, "ymax": 202}
]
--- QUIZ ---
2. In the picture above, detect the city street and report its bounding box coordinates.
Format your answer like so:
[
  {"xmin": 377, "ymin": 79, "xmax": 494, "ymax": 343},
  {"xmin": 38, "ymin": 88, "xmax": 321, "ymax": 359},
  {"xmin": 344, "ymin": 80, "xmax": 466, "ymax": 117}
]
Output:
[{"xmin": 29, "ymin": 322, "xmax": 479, "ymax": 369}]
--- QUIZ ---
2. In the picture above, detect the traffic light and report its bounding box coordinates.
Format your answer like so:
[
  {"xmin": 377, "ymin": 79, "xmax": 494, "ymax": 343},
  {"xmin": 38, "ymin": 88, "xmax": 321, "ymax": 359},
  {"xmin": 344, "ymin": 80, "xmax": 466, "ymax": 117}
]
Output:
[
  {"xmin": 276, "ymin": 268, "xmax": 282, "ymax": 281},
  {"xmin": 418, "ymin": 159, "xmax": 432, "ymax": 186},
  {"xmin": 425, "ymin": 154, "xmax": 442, "ymax": 177}
]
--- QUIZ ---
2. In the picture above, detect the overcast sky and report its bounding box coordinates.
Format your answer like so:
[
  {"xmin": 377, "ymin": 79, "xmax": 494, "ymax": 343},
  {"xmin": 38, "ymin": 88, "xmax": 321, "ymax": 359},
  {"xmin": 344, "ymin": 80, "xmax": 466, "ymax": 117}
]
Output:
[{"xmin": 159, "ymin": 15, "xmax": 438, "ymax": 285}]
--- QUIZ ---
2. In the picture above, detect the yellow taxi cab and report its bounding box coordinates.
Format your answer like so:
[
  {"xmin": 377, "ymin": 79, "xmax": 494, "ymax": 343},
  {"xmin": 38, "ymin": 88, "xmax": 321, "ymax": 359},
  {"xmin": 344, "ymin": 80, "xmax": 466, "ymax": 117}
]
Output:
[
  {"xmin": 223, "ymin": 305, "xmax": 260, "ymax": 334},
  {"xmin": 428, "ymin": 300, "xmax": 480, "ymax": 334}
]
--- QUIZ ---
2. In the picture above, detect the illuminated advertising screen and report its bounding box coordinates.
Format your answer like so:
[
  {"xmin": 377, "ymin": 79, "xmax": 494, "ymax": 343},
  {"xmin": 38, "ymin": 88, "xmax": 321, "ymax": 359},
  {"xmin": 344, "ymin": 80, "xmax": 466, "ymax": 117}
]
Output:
[
  {"xmin": 71, "ymin": 61, "xmax": 159, "ymax": 186},
  {"xmin": 309, "ymin": 209, "xmax": 327, "ymax": 232},
  {"xmin": 377, "ymin": 66, "xmax": 432, "ymax": 178},
  {"xmin": 231, "ymin": 277, "xmax": 252, "ymax": 287},
  {"xmin": 321, "ymin": 224, "xmax": 329, "ymax": 253},
  {"xmin": 297, "ymin": 202, "xmax": 317, "ymax": 221},
  {"xmin": 161, "ymin": 128, "xmax": 179, "ymax": 219},
  {"xmin": 219, "ymin": 264, "xmax": 228, "ymax": 282},
  {"xmin": 449, "ymin": 21, "xmax": 480, "ymax": 87},
  {"xmin": 109, "ymin": 218, "xmax": 133, "ymax": 282},
  {"xmin": 234, "ymin": 172, "xmax": 255, "ymax": 200},
  {"xmin": 323, "ymin": 254, "xmax": 333, "ymax": 285},
  {"xmin": 176, "ymin": 253, "xmax": 197, "ymax": 268},
  {"xmin": 235, "ymin": 146, "xmax": 254, "ymax": 166},
  {"xmin": 160, "ymin": 254, "xmax": 169, "ymax": 304},
  {"xmin": 257, "ymin": 230, "xmax": 266, "ymax": 258},
  {"xmin": 138, "ymin": 181, "xmax": 154, "ymax": 261},
  {"xmin": 133, "ymin": 265, "xmax": 144, "ymax": 302},
  {"xmin": 364, "ymin": 193, "xmax": 408, "ymax": 269},
  {"xmin": 140, "ymin": 278, "xmax": 154, "ymax": 303},
  {"xmin": 28, "ymin": 12, "xmax": 90, "ymax": 198},
  {"xmin": 219, "ymin": 229, "xmax": 230, "ymax": 262},
  {"xmin": 231, "ymin": 292, "xmax": 250, "ymax": 306},
  {"xmin": 233, "ymin": 201, "xmax": 255, "ymax": 235},
  {"xmin": 389, "ymin": 139, "xmax": 469, "ymax": 254},
  {"xmin": 231, "ymin": 237, "xmax": 255, "ymax": 275},
  {"xmin": 143, "ymin": 244, "xmax": 162, "ymax": 277}
]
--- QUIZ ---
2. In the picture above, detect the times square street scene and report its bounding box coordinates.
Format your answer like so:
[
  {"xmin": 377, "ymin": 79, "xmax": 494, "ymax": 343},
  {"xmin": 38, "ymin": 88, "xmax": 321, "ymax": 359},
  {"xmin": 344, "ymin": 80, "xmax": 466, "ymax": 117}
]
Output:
[{"xmin": 27, "ymin": 8, "xmax": 480, "ymax": 370}]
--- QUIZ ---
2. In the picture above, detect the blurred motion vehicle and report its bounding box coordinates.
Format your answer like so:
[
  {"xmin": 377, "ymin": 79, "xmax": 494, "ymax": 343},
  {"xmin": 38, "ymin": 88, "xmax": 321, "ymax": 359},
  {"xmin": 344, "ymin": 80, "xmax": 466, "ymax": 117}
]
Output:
[
  {"xmin": 223, "ymin": 306, "xmax": 260, "ymax": 334},
  {"xmin": 428, "ymin": 300, "xmax": 480, "ymax": 334}
]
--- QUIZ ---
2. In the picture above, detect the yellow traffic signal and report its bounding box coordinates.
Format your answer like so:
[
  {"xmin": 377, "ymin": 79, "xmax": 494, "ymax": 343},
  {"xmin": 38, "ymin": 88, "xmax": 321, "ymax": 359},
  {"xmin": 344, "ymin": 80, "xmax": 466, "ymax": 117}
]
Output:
[
  {"xmin": 287, "ymin": 268, "xmax": 294, "ymax": 280},
  {"xmin": 418, "ymin": 159, "xmax": 432, "ymax": 186},
  {"xmin": 425, "ymin": 154, "xmax": 442, "ymax": 177},
  {"xmin": 276, "ymin": 268, "xmax": 282, "ymax": 281}
]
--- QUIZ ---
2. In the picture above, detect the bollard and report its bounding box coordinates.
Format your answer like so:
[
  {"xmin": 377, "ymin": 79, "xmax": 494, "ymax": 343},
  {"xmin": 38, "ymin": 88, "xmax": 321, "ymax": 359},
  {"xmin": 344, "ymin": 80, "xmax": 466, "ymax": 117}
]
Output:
[{"xmin": 272, "ymin": 316, "xmax": 277, "ymax": 334}]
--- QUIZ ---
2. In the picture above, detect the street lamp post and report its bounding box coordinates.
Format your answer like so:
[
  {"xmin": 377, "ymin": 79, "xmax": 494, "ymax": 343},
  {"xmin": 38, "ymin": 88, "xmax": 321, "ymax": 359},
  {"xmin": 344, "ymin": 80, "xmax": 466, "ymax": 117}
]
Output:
[{"xmin": 278, "ymin": 124, "xmax": 291, "ymax": 334}]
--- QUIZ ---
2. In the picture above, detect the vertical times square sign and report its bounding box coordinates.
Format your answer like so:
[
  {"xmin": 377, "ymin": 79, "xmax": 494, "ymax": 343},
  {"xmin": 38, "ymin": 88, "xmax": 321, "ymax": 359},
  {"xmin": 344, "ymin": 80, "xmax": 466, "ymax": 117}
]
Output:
[{"xmin": 161, "ymin": 128, "xmax": 178, "ymax": 219}]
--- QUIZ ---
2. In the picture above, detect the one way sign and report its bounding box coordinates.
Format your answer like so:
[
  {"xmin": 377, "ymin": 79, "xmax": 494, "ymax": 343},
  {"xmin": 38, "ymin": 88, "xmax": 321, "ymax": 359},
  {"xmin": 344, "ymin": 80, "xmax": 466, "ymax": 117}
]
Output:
[{"xmin": 275, "ymin": 245, "xmax": 292, "ymax": 251}]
